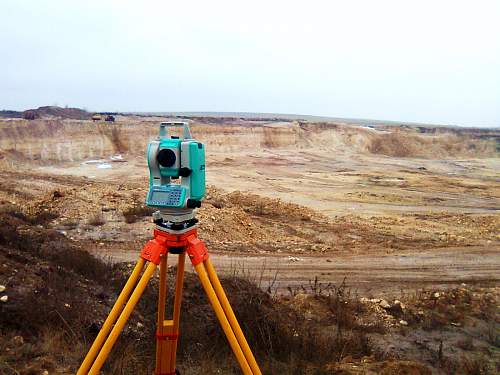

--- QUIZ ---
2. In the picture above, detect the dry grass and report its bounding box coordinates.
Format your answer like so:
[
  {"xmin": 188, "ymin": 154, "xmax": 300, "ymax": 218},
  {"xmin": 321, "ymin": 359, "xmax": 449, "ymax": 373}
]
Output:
[
  {"xmin": 122, "ymin": 203, "xmax": 155, "ymax": 223},
  {"xmin": 59, "ymin": 217, "xmax": 79, "ymax": 229},
  {"xmin": 0, "ymin": 329, "xmax": 87, "ymax": 375},
  {"xmin": 0, "ymin": 206, "xmax": 378, "ymax": 374},
  {"xmin": 0, "ymin": 208, "xmax": 116, "ymax": 374},
  {"xmin": 401, "ymin": 287, "xmax": 497, "ymax": 330},
  {"xmin": 87, "ymin": 210, "xmax": 105, "ymax": 226},
  {"xmin": 283, "ymin": 278, "xmax": 381, "ymax": 365},
  {"xmin": 0, "ymin": 203, "xmax": 58, "ymax": 226},
  {"xmin": 437, "ymin": 353, "xmax": 495, "ymax": 375},
  {"xmin": 393, "ymin": 286, "xmax": 499, "ymax": 375},
  {"xmin": 1, "ymin": 206, "xmax": 497, "ymax": 374}
]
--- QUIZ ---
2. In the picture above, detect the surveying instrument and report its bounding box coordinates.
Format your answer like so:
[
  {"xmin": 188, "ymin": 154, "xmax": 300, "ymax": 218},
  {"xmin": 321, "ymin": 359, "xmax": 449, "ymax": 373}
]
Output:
[{"xmin": 77, "ymin": 122, "xmax": 262, "ymax": 375}]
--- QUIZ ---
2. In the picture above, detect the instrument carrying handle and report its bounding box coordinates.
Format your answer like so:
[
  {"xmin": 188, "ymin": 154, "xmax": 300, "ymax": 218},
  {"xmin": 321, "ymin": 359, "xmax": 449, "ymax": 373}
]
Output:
[{"xmin": 159, "ymin": 122, "xmax": 192, "ymax": 139}]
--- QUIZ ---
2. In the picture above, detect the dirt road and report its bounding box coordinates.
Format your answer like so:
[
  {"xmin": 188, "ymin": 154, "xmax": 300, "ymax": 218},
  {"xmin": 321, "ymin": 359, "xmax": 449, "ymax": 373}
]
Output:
[{"xmin": 89, "ymin": 244, "xmax": 500, "ymax": 297}]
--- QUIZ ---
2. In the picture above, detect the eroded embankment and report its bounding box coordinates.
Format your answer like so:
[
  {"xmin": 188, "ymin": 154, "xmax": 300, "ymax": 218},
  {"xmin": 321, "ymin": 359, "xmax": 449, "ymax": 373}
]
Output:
[{"xmin": 0, "ymin": 119, "xmax": 498, "ymax": 166}]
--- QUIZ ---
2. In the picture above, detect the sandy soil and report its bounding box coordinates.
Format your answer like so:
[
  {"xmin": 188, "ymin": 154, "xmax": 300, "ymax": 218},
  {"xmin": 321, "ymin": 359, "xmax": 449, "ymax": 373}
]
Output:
[
  {"xmin": 0, "ymin": 117, "xmax": 498, "ymax": 296},
  {"xmin": 87, "ymin": 245, "xmax": 499, "ymax": 297}
]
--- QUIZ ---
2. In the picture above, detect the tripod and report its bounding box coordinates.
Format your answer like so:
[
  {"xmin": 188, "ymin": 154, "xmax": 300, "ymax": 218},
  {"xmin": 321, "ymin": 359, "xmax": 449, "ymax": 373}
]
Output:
[{"xmin": 77, "ymin": 226, "xmax": 262, "ymax": 375}]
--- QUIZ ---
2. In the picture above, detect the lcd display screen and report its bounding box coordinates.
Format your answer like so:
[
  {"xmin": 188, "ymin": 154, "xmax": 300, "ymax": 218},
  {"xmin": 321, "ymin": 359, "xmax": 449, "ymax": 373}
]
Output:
[{"xmin": 151, "ymin": 191, "xmax": 173, "ymax": 201}]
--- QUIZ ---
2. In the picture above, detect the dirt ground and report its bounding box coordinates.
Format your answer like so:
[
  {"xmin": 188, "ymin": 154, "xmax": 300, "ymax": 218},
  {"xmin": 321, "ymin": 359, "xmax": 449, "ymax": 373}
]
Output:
[
  {"xmin": 0, "ymin": 116, "xmax": 499, "ymax": 374},
  {"xmin": 0, "ymin": 117, "xmax": 498, "ymax": 296}
]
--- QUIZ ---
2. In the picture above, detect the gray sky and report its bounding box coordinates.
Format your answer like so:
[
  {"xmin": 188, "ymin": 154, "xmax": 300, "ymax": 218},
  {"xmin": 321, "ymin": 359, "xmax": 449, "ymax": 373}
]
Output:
[{"xmin": 1, "ymin": 0, "xmax": 499, "ymax": 127}]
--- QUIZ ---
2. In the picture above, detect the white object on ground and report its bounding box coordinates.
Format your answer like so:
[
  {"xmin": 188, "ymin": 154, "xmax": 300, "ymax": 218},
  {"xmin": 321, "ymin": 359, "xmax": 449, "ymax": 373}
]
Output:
[
  {"xmin": 97, "ymin": 163, "xmax": 112, "ymax": 169},
  {"xmin": 81, "ymin": 159, "xmax": 107, "ymax": 165},
  {"xmin": 110, "ymin": 154, "xmax": 125, "ymax": 161}
]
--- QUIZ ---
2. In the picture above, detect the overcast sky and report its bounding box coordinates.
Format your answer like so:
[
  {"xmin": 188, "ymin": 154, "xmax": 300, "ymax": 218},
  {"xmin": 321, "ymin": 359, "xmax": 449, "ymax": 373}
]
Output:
[{"xmin": 1, "ymin": 0, "xmax": 499, "ymax": 127}]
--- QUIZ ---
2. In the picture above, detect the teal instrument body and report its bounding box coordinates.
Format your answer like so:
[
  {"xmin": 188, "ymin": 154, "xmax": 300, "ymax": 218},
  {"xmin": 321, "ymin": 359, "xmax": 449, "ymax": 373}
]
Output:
[{"xmin": 146, "ymin": 121, "xmax": 206, "ymax": 209}]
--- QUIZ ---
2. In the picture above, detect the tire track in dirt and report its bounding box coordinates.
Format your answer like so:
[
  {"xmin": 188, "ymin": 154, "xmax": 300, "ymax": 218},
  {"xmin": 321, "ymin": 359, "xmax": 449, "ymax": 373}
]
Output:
[{"xmin": 89, "ymin": 245, "xmax": 500, "ymax": 297}]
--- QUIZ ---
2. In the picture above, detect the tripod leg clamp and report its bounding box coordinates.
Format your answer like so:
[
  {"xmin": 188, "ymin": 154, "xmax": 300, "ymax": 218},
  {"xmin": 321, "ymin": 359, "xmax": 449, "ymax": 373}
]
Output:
[
  {"xmin": 140, "ymin": 236, "xmax": 167, "ymax": 265},
  {"xmin": 186, "ymin": 235, "xmax": 208, "ymax": 266},
  {"xmin": 141, "ymin": 228, "xmax": 208, "ymax": 265}
]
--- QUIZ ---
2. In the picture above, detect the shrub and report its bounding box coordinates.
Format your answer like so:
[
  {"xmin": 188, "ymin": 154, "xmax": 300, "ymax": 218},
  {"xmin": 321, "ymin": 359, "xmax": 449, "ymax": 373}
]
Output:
[
  {"xmin": 87, "ymin": 211, "xmax": 105, "ymax": 226},
  {"xmin": 0, "ymin": 204, "xmax": 58, "ymax": 226},
  {"xmin": 122, "ymin": 204, "xmax": 155, "ymax": 223}
]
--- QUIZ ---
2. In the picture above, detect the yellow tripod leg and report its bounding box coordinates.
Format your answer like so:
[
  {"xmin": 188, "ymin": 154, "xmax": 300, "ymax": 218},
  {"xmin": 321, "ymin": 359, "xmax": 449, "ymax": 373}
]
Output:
[
  {"xmin": 193, "ymin": 263, "xmax": 253, "ymax": 375},
  {"xmin": 169, "ymin": 252, "xmax": 186, "ymax": 372},
  {"xmin": 204, "ymin": 259, "xmax": 262, "ymax": 375},
  {"xmin": 157, "ymin": 253, "xmax": 186, "ymax": 375},
  {"xmin": 77, "ymin": 257, "xmax": 146, "ymax": 375},
  {"xmin": 155, "ymin": 255, "xmax": 169, "ymax": 372},
  {"xmin": 88, "ymin": 262, "xmax": 157, "ymax": 375}
]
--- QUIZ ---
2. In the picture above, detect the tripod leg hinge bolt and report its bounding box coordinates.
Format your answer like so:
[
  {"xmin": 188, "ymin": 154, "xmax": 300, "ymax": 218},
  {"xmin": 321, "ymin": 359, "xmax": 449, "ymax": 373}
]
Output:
[{"xmin": 156, "ymin": 331, "xmax": 179, "ymax": 341}]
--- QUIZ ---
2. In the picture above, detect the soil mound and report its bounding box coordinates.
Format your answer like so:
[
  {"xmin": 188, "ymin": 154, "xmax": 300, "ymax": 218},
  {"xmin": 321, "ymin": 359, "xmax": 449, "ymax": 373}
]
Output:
[
  {"xmin": 0, "ymin": 106, "xmax": 91, "ymax": 120},
  {"xmin": 26, "ymin": 106, "xmax": 91, "ymax": 120}
]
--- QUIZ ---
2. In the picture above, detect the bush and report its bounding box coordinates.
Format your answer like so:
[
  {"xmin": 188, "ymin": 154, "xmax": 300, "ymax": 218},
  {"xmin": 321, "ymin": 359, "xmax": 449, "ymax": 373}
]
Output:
[
  {"xmin": 87, "ymin": 211, "xmax": 105, "ymax": 226},
  {"xmin": 122, "ymin": 204, "xmax": 155, "ymax": 223},
  {"xmin": 0, "ymin": 204, "xmax": 58, "ymax": 226}
]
